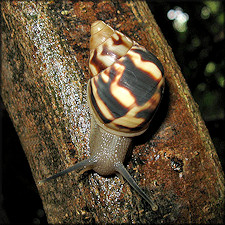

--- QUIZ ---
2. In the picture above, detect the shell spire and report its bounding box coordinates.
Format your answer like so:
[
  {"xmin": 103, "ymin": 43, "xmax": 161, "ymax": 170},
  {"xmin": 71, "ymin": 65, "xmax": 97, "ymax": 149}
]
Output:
[
  {"xmin": 90, "ymin": 20, "xmax": 114, "ymax": 52},
  {"xmin": 89, "ymin": 20, "xmax": 133, "ymax": 77}
]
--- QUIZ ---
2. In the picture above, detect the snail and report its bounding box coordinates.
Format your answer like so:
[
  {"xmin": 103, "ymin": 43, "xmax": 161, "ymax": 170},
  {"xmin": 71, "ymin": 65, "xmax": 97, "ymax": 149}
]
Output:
[{"xmin": 39, "ymin": 20, "xmax": 164, "ymax": 211}]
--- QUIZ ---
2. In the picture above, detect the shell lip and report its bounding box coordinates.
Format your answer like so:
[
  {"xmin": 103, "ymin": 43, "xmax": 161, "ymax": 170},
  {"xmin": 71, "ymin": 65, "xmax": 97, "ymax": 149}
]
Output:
[{"xmin": 87, "ymin": 81, "xmax": 148, "ymax": 138}]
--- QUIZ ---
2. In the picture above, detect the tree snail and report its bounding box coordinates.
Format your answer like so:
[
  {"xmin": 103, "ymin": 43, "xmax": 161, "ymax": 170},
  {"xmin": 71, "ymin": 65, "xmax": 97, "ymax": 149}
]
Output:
[{"xmin": 40, "ymin": 21, "xmax": 164, "ymax": 211}]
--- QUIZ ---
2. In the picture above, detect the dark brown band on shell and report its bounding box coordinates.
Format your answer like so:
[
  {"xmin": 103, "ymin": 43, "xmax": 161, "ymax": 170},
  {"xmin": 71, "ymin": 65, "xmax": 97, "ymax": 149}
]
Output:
[{"xmin": 89, "ymin": 46, "xmax": 164, "ymax": 135}]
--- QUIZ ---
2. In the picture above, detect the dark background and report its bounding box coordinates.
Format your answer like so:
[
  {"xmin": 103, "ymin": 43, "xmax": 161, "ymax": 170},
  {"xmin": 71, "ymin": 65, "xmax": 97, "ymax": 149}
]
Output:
[{"xmin": 0, "ymin": 1, "xmax": 224, "ymax": 224}]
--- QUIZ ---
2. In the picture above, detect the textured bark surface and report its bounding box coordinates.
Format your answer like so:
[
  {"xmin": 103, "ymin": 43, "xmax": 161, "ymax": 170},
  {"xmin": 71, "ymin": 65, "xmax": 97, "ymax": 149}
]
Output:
[{"xmin": 1, "ymin": 1, "xmax": 224, "ymax": 224}]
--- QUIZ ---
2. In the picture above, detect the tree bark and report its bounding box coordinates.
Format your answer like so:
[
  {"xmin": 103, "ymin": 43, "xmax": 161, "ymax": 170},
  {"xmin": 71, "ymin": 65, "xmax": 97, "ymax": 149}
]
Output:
[{"xmin": 1, "ymin": 1, "xmax": 224, "ymax": 223}]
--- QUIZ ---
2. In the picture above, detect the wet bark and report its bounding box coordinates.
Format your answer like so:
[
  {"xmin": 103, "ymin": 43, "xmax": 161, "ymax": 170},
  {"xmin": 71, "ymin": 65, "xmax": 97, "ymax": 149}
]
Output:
[{"xmin": 1, "ymin": 1, "xmax": 224, "ymax": 223}]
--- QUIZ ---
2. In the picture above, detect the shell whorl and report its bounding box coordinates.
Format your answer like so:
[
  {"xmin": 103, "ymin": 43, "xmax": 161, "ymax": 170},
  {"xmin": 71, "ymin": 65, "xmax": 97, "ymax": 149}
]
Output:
[
  {"xmin": 90, "ymin": 20, "xmax": 114, "ymax": 52},
  {"xmin": 88, "ymin": 21, "xmax": 164, "ymax": 137},
  {"xmin": 89, "ymin": 21, "xmax": 133, "ymax": 77}
]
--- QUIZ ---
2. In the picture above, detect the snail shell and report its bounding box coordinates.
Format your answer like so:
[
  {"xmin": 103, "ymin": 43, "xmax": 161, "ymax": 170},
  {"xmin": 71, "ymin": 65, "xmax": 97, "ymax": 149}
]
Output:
[
  {"xmin": 39, "ymin": 21, "xmax": 164, "ymax": 211},
  {"xmin": 88, "ymin": 20, "xmax": 164, "ymax": 137}
]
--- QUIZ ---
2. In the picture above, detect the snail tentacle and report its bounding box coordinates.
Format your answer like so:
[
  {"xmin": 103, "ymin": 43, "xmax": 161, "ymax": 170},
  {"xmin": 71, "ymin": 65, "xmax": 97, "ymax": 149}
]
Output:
[
  {"xmin": 115, "ymin": 163, "xmax": 158, "ymax": 211},
  {"xmin": 39, "ymin": 156, "xmax": 98, "ymax": 185}
]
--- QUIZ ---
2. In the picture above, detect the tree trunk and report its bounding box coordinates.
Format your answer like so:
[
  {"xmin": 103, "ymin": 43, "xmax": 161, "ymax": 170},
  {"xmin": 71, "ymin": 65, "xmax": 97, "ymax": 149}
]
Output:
[{"xmin": 1, "ymin": 1, "xmax": 224, "ymax": 223}]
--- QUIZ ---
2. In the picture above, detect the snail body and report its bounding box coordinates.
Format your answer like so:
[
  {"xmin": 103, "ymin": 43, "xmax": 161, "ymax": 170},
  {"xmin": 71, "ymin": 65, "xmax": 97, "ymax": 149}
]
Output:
[{"xmin": 40, "ymin": 21, "xmax": 164, "ymax": 211}]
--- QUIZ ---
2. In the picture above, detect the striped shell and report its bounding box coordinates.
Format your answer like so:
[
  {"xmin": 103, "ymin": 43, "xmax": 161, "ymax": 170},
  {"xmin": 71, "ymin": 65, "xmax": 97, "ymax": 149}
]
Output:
[{"xmin": 87, "ymin": 21, "xmax": 164, "ymax": 137}]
